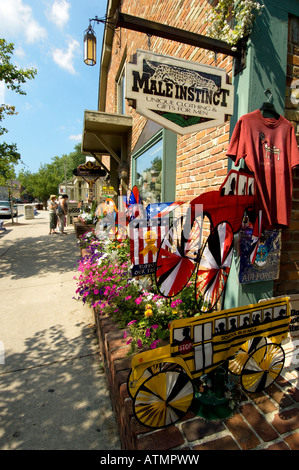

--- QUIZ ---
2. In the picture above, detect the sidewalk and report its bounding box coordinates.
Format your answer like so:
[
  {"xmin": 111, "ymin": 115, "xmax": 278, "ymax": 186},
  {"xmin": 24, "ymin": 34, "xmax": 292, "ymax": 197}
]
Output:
[{"xmin": 0, "ymin": 208, "xmax": 121, "ymax": 450}]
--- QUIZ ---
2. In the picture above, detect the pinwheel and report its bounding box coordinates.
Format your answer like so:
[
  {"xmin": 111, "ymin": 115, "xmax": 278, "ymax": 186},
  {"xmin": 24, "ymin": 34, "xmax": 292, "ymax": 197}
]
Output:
[
  {"xmin": 240, "ymin": 343, "xmax": 285, "ymax": 393},
  {"xmin": 155, "ymin": 214, "xmax": 202, "ymax": 298},
  {"xmin": 133, "ymin": 366, "xmax": 194, "ymax": 428},
  {"xmin": 195, "ymin": 222, "xmax": 234, "ymax": 312},
  {"xmin": 154, "ymin": 170, "xmax": 260, "ymax": 312}
]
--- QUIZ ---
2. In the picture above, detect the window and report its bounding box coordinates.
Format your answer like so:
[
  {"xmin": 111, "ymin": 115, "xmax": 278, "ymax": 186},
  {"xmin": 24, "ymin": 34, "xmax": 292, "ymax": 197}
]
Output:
[
  {"xmin": 132, "ymin": 128, "xmax": 177, "ymax": 204},
  {"xmin": 134, "ymin": 134, "xmax": 163, "ymax": 204},
  {"xmin": 194, "ymin": 343, "xmax": 213, "ymax": 371}
]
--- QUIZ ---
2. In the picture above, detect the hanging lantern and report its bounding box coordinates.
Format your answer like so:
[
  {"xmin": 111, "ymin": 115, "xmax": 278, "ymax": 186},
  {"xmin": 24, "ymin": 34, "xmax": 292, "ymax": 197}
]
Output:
[{"xmin": 84, "ymin": 24, "xmax": 96, "ymax": 66}]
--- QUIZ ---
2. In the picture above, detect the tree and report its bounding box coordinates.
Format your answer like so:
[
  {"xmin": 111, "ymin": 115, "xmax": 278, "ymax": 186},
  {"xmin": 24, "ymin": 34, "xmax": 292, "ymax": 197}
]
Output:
[
  {"xmin": 0, "ymin": 38, "xmax": 37, "ymax": 182},
  {"xmin": 0, "ymin": 39, "xmax": 37, "ymax": 222},
  {"xmin": 18, "ymin": 144, "xmax": 86, "ymax": 206}
]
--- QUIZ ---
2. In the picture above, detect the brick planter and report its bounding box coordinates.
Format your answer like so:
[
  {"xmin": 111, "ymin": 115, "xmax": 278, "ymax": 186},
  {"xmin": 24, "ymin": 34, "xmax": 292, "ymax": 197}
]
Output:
[{"xmin": 94, "ymin": 307, "xmax": 299, "ymax": 451}]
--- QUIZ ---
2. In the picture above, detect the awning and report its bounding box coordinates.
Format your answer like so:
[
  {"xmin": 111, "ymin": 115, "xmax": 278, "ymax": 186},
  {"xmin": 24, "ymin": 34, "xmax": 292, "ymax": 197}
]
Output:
[{"xmin": 81, "ymin": 110, "xmax": 132, "ymax": 165}]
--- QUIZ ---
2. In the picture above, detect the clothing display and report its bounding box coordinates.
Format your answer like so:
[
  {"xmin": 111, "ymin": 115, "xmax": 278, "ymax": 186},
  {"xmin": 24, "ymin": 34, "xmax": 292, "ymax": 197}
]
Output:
[{"xmin": 227, "ymin": 109, "xmax": 299, "ymax": 228}]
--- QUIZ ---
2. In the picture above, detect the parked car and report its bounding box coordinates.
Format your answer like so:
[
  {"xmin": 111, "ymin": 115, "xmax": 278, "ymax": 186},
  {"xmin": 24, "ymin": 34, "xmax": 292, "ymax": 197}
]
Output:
[{"xmin": 0, "ymin": 201, "xmax": 18, "ymax": 217}]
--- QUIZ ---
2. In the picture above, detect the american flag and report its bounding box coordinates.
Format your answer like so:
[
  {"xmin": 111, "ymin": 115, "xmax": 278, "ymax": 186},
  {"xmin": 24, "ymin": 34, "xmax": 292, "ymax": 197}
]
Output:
[
  {"xmin": 146, "ymin": 202, "xmax": 183, "ymax": 219},
  {"xmin": 130, "ymin": 217, "xmax": 169, "ymax": 276}
]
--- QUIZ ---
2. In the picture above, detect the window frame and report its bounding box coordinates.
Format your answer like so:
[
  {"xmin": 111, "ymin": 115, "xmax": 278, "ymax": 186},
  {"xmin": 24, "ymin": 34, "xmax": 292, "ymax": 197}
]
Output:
[{"xmin": 132, "ymin": 128, "xmax": 177, "ymax": 202}]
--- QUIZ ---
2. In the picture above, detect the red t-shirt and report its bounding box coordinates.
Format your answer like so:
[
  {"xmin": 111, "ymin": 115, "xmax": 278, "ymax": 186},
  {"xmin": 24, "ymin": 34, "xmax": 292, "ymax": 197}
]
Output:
[{"xmin": 227, "ymin": 110, "xmax": 299, "ymax": 228}]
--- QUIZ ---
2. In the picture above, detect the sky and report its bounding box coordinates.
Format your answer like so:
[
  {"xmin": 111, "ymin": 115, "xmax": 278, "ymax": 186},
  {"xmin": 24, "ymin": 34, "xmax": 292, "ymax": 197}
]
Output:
[{"xmin": 0, "ymin": 0, "xmax": 107, "ymax": 174}]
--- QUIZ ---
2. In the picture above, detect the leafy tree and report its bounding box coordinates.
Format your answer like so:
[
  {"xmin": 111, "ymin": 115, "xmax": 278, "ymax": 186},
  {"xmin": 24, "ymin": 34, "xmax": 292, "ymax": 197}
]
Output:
[
  {"xmin": 0, "ymin": 38, "xmax": 37, "ymax": 221},
  {"xmin": 0, "ymin": 39, "xmax": 37, "ymax": 170},
  {"xmin": 18, "ymin": 144, "xmax": 86, "ymax": 205}
]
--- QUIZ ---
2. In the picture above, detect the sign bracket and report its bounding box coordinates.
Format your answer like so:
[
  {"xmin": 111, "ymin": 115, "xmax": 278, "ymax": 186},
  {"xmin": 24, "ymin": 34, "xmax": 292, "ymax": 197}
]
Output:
[{"xmin": 115, "ymin": 11, "xmax": 247, "ymax": 76}]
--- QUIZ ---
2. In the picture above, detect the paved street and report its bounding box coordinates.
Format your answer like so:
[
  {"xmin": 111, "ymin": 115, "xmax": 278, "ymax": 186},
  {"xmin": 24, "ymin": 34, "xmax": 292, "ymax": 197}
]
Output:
[{"xmin": 0, "ymin": 206, "xmax": 121, "ymax": 450}]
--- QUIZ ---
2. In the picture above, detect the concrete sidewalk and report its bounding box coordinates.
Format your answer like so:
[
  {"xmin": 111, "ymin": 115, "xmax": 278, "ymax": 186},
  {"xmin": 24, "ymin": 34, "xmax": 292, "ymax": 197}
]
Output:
[{"xmin": 0, "ymin": 208, "xmax": 121, "ymax": 450}]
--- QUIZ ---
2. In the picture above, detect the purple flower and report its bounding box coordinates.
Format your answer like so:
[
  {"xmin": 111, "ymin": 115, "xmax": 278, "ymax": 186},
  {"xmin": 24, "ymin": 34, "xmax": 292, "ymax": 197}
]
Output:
[
  {"xmin": 145, "ymin": 328, "xmax": 151, "ymax": 338},
  {"xmin": 137, "ymin": 339, "xmax": 143, "ymax": 348}
]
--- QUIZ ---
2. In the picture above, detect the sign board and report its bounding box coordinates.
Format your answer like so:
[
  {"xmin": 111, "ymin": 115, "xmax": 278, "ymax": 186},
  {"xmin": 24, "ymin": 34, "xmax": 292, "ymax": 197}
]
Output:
[
  {"xmin": 125, "ymin": 50, "xmax": 234, "ymax": 135},
  {"xmin": 130, "ymin": 217, "xmax": 169, "ymax": 276},
  {"xmin": 239, "ymin": 229, "xmax": 281, "ymax": 284},
  {"xmin": 73, "ymin": 160, "xmax": 106, "ymax": 180}
]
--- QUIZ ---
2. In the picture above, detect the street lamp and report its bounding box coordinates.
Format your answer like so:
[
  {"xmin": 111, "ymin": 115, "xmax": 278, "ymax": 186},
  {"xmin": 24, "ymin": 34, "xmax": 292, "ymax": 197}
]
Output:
[{"xmin": 84, "ymin": 21, "xmax": 97, "ymax": 66}]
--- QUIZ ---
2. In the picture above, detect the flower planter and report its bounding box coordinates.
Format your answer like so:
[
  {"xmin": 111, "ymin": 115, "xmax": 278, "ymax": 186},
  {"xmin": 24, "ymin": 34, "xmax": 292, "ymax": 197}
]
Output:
[{"xmin": 74, "ymin": 221, "xmax": 94, "ymax": 238}]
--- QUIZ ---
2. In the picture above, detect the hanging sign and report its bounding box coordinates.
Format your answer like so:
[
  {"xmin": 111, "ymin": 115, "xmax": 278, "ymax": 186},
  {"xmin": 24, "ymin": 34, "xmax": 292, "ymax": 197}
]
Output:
[
  {"xmin": 125, "ymin": 50, "xmax": 234, "ymax": 135},
  {"xmin": 73, "ymin": 160, "xmax": 106, "ymax": 180}
]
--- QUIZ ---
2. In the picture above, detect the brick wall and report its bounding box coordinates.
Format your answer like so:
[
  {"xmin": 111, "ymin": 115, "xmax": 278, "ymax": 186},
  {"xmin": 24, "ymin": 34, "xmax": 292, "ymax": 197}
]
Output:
[
  {"xmin": 274, "ymin": 15, "xmax": 299, "ymax": 295},
  {"xmin": 104, "ymin": 0, "xmax": 233, "ymax": 200}
]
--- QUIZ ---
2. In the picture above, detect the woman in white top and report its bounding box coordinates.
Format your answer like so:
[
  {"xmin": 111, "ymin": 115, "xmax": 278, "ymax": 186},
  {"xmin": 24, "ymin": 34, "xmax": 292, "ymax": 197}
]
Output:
[{"xmin": 48, "ymin": 195, "xmax": 58, "ymax": 234}]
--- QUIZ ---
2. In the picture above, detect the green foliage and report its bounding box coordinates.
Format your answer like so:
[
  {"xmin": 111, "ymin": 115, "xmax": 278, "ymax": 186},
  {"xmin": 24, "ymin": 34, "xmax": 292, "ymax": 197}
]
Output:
[
  {"xmin": 0, "ymin": 39, "xmax": 36, "ymax": 97},
  {"xmin": 0, "ymin": 143, "xmax": 18, "ymax": 184},
  {"xmin": 0, "ymin": 38, "xmax": 37, "ymax": 186},
  {"xmin": 205, "ymin": 0, "xmax": 264, "ymax": 46},
  {"xmin": 18, "ymin": 144, "xmax": 86, "ymax": 201}
]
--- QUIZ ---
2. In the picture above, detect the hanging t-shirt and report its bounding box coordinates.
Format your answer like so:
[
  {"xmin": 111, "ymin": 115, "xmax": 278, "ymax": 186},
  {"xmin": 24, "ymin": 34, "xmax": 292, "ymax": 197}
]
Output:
[{"xmin": 227, "ymin": 109, "xmax": 299, "ymax": 228}]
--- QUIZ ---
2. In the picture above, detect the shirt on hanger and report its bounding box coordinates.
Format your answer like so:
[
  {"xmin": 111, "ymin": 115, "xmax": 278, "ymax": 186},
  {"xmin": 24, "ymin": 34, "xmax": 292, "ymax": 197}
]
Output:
[{"xmin": 227, "ymin": 109, "xmax": 299, "ymax": 228}]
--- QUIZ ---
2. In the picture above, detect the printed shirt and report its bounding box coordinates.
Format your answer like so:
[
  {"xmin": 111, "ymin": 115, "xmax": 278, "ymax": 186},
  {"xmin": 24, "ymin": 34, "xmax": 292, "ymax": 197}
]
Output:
[{"xmin": 227, "ymin": 109, "xmax": 299, "ymax": 228}]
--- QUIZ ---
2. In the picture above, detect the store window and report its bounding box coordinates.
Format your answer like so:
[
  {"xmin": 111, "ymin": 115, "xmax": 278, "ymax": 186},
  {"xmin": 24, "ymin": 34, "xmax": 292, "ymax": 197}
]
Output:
[{"xmin": 132, "ymin": 129, "xmax": 177, "ymax": 204}]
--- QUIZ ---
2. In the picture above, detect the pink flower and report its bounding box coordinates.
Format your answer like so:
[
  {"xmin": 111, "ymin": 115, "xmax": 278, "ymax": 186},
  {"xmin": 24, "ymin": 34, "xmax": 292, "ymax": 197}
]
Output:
[
  {"xmin": 127, "ymin": 320, "xmax": 137, "ymax": 326},
  {"xmin": 171, "ymin": 299, "xmax": 183, "ymax": 308},
  {"xmin": 151, "ymin": 324, "xmax": 159, "ymax": 329},
  {"xmin": 124, "ymin": 331, "xmax": 128, "ymax": 339},
  {"xmin": 145, "ymin": 328, "xmax": 151, "ymax": 338},
  {"xmin": 126, "ymin": 338, "xmax": 132, "ymax": 345},
  {"xmin": 153, "ymin": 294, "xmax": 161, "ymax": 301},
  {"xmin": 135, "ymin": 296, "xmax": 143, "ymax": 305},
  {"xmin": 93, "ymin": 289, "xmax": 99, "ymax": 295},
  {"xmin": 125, "ymin": 295, "xmax": 132, "ymax": 301},
  {"xmin": 137, "ymin": 339, "xmax": 143, "ymax": 348},
  {"xmin": 150, "ymin": 340, "xmax": 161, "ymax": 349}
]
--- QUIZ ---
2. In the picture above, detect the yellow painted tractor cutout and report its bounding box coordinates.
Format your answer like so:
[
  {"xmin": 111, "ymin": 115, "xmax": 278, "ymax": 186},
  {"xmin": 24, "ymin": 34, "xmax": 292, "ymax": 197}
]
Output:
[{"xmin": 127, "ymin": 297, "xmax": 290, "ymax": 428}]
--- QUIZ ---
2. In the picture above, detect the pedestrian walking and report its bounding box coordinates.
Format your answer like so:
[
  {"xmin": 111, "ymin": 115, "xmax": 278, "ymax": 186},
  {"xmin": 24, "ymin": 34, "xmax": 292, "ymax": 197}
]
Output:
[
  {"xmin": 48, "ymin": 195, "xmax": 58, "ymax": 234},
  {"xmin": 58, "ymin": 194, "xmax": 68, "ymax": 235}
]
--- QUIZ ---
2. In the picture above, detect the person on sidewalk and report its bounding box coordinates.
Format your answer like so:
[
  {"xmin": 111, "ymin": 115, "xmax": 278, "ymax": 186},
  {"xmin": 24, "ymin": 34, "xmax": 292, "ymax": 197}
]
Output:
[
  {"xmin": 58, "ymin": 194, "xmax": 68, "ymax": 235},
  {"xmin": 48, "ymin": 195, "xmax": 58, "ymax": 235}
]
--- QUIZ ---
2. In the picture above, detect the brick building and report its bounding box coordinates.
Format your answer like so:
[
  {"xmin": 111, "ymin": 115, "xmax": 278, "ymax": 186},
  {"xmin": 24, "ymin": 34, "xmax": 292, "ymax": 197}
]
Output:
[{"xmin": 82, "ymin": 0, "xmax": 299, "ymax": 307}]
